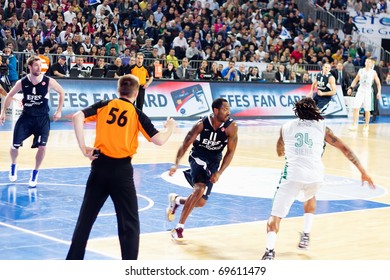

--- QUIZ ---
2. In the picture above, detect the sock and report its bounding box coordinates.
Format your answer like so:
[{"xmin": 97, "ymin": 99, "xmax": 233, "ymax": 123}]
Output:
[
  {"xmin": 10, "ymin": 164, "xmax": 16, "ymax": 174},
  {"xmin": 31, "ymin": 169, "xmax": 39, "ymax": 181},
  {"xmin": 175, "ymin": 196, "xmax": 182, "ymax": 205},
  {"xmin": 265, "ymin": 231, "xmax": 277, "ymax": 251},
  {"xmin": 176, "ymin": 223, "xmax": 184, "ymax": 229},
  {"xmin": 303, "ymin": 213, "xmax": 314, "ymax": 234}
]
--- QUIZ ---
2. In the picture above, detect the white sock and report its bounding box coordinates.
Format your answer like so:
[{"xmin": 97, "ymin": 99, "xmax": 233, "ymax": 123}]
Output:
[
  {"xmin": 265, "ymin": 231, "xmax": 277, "ymax": 250},
  {"xmin": 303, "ymin": 213, "xmax": 314, "ymax": 234},
  {"xmin": 175, "ymin": 196, "xmax": 182, "ymax": 205},
  {"xmin": 176, "ymin": 223, "xmax": 184, "ymax": 229}
]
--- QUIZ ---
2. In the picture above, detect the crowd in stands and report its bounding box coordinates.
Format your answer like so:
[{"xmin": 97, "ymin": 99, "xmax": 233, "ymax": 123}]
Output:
[{"xmin": 0, "ymin": 0, "xmax": 388, "ymax": 87}]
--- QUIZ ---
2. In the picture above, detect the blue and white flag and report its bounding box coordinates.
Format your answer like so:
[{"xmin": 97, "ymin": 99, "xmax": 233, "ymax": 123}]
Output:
[
  {"xmin": 88, "ymin": 0, "xmax": 100, "ymax": 5},
  {"xmin": 279, "ymin": 26, "xmax": 292, "ymax": 41}
]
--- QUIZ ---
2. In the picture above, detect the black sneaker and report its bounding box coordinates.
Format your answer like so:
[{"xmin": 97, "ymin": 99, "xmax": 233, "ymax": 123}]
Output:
[
  {"xmin": 298, "ymin": 232, "xmax": 310, "ymax": 249},
  {"xmin": 261, "ymin": 249, "xmax": 275, "ymax": 260}
]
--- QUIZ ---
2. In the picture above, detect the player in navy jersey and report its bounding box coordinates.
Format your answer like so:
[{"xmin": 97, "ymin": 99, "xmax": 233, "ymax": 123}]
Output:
[
  {"xmin": 0, "ymin": 56, "xmax": 64, "ymax": 188},
  {"xmin": 308, "ymin": 63, "xmax": 337, "ymax": 113},
  {"xmin": 167, "ymin": 98, "xmax": 238, "ymax": 243}
]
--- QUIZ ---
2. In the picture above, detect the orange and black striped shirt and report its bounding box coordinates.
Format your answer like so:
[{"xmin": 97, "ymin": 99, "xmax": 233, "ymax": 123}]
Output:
[
  {"xmin": 128, "ymin": 64, "xmax": 152, "ymax": 86},
  {"xmin": 83, "ymin": 98, "xmax": 158, "ymax": 158}
]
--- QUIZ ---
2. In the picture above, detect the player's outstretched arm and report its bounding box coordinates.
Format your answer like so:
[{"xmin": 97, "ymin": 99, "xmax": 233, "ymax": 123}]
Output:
[
  {"xmin": 151, "ymin": 117, "xmax": 176, "ymax": 145},
  {"xmin": 276, "ymin": 127, "xmax": 285, "ymax": 157},
  {"xmin": 324, "ymin": 127, "xmax": 375, "ymax": 189},
  {"xmin": 169, "ymin": 120, "xmax": 203, "ymax": 176}
]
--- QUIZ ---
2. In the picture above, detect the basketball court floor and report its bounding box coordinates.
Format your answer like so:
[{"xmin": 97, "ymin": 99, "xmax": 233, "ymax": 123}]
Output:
[{"xmin": 0, "ymin": 116, "xmax": 389, "ymax": 260}]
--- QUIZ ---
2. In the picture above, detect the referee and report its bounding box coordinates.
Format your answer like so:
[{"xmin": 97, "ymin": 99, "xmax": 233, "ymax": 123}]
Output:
[
  {"xmin": 128, "ymin": 52, "xmax": 153, "ymax": 111},
  {"xmin": 66, "ymin": 74, "xmax": 176, "ymax": 260}
]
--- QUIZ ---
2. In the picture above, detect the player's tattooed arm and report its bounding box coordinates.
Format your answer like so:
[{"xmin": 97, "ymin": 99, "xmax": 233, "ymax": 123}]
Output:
[
  {"xmin": 174, "ymin": 120, "xmax": 203, "ymax": 165},
  {"xmin": 325, "ymin": 126, "xmax": 375, "ymax": 188},
  {"xmin": 325, "ymin": 127, "xmax": 363, "ymax": 172},
  {"xmin": 169, "ymin": 120, "xmax": 204, "ymax": 176}
]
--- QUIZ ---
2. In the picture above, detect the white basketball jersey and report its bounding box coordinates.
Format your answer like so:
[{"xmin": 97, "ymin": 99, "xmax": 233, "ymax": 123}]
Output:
[
  {"xmin": 357, "ymin": 68, "xmax": 376, "ymax": 92},
  {"xmin": 281, "ymin": 119, "xmax": 326, "ymax": 183}
]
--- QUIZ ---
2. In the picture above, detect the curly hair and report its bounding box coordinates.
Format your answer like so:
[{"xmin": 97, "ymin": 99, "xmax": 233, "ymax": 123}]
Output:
[{"xmin": 293, "ymin": 97, "xmax": 324, "ymax": 121}]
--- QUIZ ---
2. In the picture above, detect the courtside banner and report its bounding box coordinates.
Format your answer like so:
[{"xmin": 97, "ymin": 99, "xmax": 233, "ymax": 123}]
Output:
[
  {"xmin": 379, "ymin": 89, "xmax": 390, "ymax": 115},
  {"xmin": 48, "ymin": 79, "xmax": 347, "ymax": 119}
]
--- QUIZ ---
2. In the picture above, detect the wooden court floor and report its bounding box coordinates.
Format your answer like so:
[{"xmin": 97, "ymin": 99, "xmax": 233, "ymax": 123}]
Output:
[{"xmin": 0, "ymin": 117, "xmax": 389, "ymax": 260}]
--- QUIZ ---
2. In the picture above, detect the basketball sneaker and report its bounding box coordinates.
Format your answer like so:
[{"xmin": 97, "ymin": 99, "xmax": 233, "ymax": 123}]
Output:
[
  {"xmin": 348, "ymin": 125, "xmax": 357, "ymax": 131},
  {"xmin": 261, "ymin": 249, "xmax": 275, "ymax": 260},
  {"xmin": 298, "ymin": 232, "xmax": 310, "ymax": 249},
  {"xmin": 171, "ymin": 227, "xmax": 186, "ymax": 244},
  {"xmin": 166, "ymin": 193, "xmax": 179, "ymax": 222},
  {"xmin": 363, "ymin": 125, "xmax": 369, "ymax": 133},
  {"xmin": 9, "ymin": 164, "xmax": 17, "ymax": 182},
  {"xmin": 29, "ymin": 170, "xmax": 39, "ymax": 188}
]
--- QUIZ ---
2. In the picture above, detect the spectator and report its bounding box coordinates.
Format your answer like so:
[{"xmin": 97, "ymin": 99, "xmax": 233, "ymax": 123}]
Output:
[
  {"xmin": 246, "ymin": 66, "xmax": 261, "ymax": 81},
  {"xmin": 145, "ymin": 14, "xmax": 158, "ymax": 42},
  {"xmin": 3, "ymin": 29, "xmax": 18, "ymax": 52},
  {"xmin": 96, "ymin": 0, "xmax": 113, "ymax": 19},
  {"xmin": 301, "ymin": 72, "xmax": 313, "ymax": 84},
  {"xmin": 166, "ymin": 48, "xmax": 179, "ymax": 69},
  {"xmin": 342, "ymin": 17, "xmax": 358, "ymax": 38},
  {"xmin": 275, "ymin": 64, "xmax": 289, "ymax": 83},
  {"xmin": 195, "ymin": 60, "xmax": 209, "ymax": 80},
  {"xmin": 221, "ymin": 59, "xmax": 239, "ymax": 81},
  {"xmin": 331, "ymin": 62, "xmax": 350, "ymax": 96},
  {"xmin": 16, "ymin": 2, "xmax": 33, "ymax": 21},
  {"xmin": 58, "ymin": 25, "xmax": 73, "ymax": 45},
  {"xmin": 209, "ymin": 61, "xmax": 223, "ymax": 80},
  {"xmin": 91, "ymin": 56, "xmax": 107, "ymax": 77},
  {"xmin": 105, "ymin": 36, "xmax": 119, "ymax": 56},
  {"xmin": 62, "ymin": 44, "xmax": 76, "ymax": 65},
  {"xmin": 172, "ymin": 31, "xmax": 189, "ymax": 59},
  {"xmin": 186, "ymin": 40, "xmax": 202, "ymax": 61},
  {"xmin": 120, "ymin": 48, "xmax": 132, "ymax": 66},
  {"xmin": 105, "ymin": 57, "xmax": 124, "ymax": 78},
  {"xmin": 176, "ymin": 57, "xmax": 190, "ymax": 80},
  {"xmin": 262, "ymin": 63, "xmax": 276, "ymax": 82},
  {"xmin": 71, "ymin": 56, "xmax": 87, "ymax": 72},
  {"xmin": 289, "ymin": 71, "xmax": 300, "ymax": 83},
  {"xmin": 63, "ymin": 5, "xmax": 76, "ymax": 24},
  {"xmin": 237, "ymin": 63, "xmax": 247, "ymax": 81},
  {"xmin": 162, "ymin": 62, "xmax": 179, "ymax": 79},
  {"xmin": 49, "ymin": 55, "xmax": 67, "ymax": 77},
  {"xmin": 4, "ymin": 47, "xmax": 19, "ymax": 86},
  {"xmin": 135, "ymin": 28, "xmax": 149, "ymax": 48}
]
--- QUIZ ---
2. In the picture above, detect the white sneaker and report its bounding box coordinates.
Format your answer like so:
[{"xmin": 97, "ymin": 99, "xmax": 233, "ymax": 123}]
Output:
[
  {"xmin": 348, "ymin": 125, "xmax": 357, "ymax": 131},
  {"xmin": 29, "ymin": 170, "xmax": 39, "ymax": 188},
  {"xmin": 363, "ymin": 125, "xmax": 369, "ymax": 133},
  {"xmin": 9, "ymin": 164, "xmax": 17, "ymax": 182},
  {"xmin": 166, "ymin": 193, "xmax": 179, "ymax": 222}
]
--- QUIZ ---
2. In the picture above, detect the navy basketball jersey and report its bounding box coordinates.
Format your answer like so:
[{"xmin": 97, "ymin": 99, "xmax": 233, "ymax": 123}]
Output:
[
  {"xmin": 192, "ymin": 115, "xmax": 233, "ymax": 161},
  {"xmin": 21, "ymin": 75, "xmax": 50, "ymax": 116},
  {"xmin": 316, "ymin": 72, "xmax": 332, "ymax": 92}
]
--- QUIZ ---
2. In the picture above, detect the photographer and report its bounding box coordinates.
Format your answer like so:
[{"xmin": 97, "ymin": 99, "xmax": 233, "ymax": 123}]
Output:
[{"xmin": 0, "ymin": 51, "xmax": 10, "ymax": 92}]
